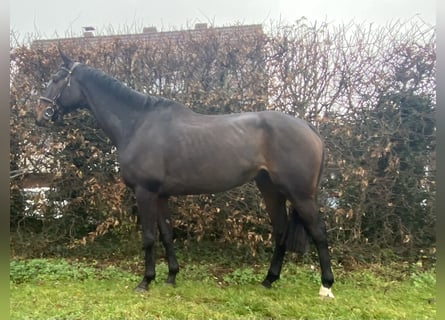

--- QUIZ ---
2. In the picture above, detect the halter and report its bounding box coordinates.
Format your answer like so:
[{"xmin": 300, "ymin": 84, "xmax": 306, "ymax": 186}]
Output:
[{"xmin": 39, "ymin": 62, "xmax": 80, "ymax": 120}]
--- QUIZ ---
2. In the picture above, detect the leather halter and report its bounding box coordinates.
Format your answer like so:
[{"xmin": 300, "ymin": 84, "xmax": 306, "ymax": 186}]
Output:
[{"xmin": 39, "ymin": 62, "xmax": 80, "ymax": 120}]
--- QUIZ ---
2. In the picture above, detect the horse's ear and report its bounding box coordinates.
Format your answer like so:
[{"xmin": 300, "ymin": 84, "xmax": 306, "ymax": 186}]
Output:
[{"xmin": 58, "ymin": 45, "xmax": 72, "ymax": 66}]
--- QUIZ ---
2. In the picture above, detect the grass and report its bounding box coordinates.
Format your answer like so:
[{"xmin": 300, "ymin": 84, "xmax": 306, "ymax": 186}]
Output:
[{"xmin": 10, "ymin": 257, "xmax": 436, "ymax": 319}]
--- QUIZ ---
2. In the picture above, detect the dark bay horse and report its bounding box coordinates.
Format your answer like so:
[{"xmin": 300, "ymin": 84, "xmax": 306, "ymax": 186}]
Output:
[{"xmin": 35, "ymin": 50, "xmax": 334, "ymax": 298}]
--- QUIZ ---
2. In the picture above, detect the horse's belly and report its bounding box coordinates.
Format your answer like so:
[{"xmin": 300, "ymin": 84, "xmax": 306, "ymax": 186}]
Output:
[{"xmin": 160, "ymin": 164, "xmax": 260, "ymax": 196}]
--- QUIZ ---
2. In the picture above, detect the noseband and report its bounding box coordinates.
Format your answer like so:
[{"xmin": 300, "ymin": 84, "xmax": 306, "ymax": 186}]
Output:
[{"xmin": 39, "ymin": 62, "xmax": 80, "ymax": 120}]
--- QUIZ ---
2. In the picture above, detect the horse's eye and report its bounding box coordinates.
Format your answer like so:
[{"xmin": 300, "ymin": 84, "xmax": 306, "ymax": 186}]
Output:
[{"xmin": 51, "ymin": 75, "xmax": 59, "ymax": 83}]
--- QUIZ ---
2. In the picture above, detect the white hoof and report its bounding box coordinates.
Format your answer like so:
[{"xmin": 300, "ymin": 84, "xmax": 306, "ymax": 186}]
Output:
[{"xmin": 319, "ymin": 285, "xmax": 335, "ymax": 299}]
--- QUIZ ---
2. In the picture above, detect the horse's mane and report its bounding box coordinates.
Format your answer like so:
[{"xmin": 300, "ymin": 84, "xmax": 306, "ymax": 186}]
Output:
[{"xmin": 78, "ymin": 64, "xmax": 173, "ymax": 110}]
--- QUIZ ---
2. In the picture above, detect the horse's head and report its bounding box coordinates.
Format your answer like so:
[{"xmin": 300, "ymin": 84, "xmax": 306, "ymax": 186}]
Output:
[{"xmin": 35, "ymin": 48, "xmax": 85, "ymax": 126}]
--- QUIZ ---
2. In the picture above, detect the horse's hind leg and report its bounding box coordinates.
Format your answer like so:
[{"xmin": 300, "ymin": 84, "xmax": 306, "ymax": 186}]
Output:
[
  {"xmin": 291, "ymin": 197, "xmax": 335, "ymax": 298},
  {"xmin": 255, "ymin": 171, "xmax": 288, "ymax": 288},
  {"xmin": 157, "ymin": 196, "xmax": 179, "ymax": 285}
]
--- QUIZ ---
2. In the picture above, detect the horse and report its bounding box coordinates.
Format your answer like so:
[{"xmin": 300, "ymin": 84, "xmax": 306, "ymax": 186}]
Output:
[{"xmin": 35, "ymin": 49, "xmax": 335, "ymax": 298}]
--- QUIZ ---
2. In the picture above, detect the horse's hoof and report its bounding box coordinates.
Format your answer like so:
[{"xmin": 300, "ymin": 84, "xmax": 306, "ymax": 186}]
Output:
[
  {"xmin": 319, "ymin": 285, "xmax": 335, "ymax": 299},
  {"xmin": 261, "ymin": 280, "xmax": 272, "ymax": 289},
  {"xmin": 165, "ymin": 275, "xmax": 176, "ymax": 287},
  {"xmin": 164, "ymin": 281, "xmax": 176, "ymax": 287},
  {"xmin": 134, "ymin": 286, "xmax": 148, "ymax": 293}
]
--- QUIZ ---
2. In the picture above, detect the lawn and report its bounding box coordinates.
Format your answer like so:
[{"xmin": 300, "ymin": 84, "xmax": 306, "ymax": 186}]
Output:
[{"xmin": 10, "ymin": 257, "xmax": 436, "ymax": 319}]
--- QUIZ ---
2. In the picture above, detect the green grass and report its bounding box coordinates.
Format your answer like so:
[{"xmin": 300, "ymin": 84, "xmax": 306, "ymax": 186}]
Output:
[{"xmin": 10, "ymin": 258, "xmax": 436, "ymax": 319}]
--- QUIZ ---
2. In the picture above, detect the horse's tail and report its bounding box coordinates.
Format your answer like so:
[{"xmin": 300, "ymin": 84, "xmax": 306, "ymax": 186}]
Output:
[
  {"xmin": 285, "ymin": 207, "xmax": 310, "ymax": 254},
  {"xmin": 286, "ymin": 122, "xmax": 324, "ymax": 254},
  {"xmin": 307, "ymin": 121, "xmax": 325, "ymax": 193}
]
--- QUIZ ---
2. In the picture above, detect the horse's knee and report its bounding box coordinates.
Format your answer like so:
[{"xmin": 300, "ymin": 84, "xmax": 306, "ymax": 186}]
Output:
[{"xmin": 142, "ymin": 233, "xmax": 155, "ymax": 249}]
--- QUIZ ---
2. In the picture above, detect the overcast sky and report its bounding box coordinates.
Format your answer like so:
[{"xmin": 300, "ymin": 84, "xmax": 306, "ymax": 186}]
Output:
[{"xmin": 10, "ymin": 0, "xmax": 435, "ymax": 39}]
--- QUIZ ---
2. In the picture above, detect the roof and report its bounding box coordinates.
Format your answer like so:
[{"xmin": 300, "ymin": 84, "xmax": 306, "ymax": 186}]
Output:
[{"xmin": 31, "ymin": 24, "xmax": 264, "ymax": 49}]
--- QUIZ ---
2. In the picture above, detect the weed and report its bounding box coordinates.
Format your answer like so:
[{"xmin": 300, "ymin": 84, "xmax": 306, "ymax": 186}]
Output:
[
  {"xmin": 10, "ymin": 258, "xmax": 138, "ymax": 284},
  {"xmin": 410, "ymin": 268, "xmax": 436, "ymax": 288},
  {"xmin": 10, "ymin": 259, "xmax": 436, "ymax": 319},
  {"xmin": 223, "ymin": 267, "xmax": 263, "ymax": 285}
]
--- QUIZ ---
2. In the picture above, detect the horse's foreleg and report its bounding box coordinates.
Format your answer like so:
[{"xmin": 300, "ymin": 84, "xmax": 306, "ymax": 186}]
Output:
[
  {"xmin": 157, "ymin": 196, "xmax": 179, "ymax": 285},
  {"xmin": 134, "ymin": 187, "xmax": 158, "ymax": 292}
]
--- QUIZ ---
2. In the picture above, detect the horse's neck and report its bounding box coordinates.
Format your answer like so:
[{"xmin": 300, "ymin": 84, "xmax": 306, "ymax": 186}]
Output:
[{"xmin": 80, "ymin": 74, "xmax": 146, "ymax": 148}]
